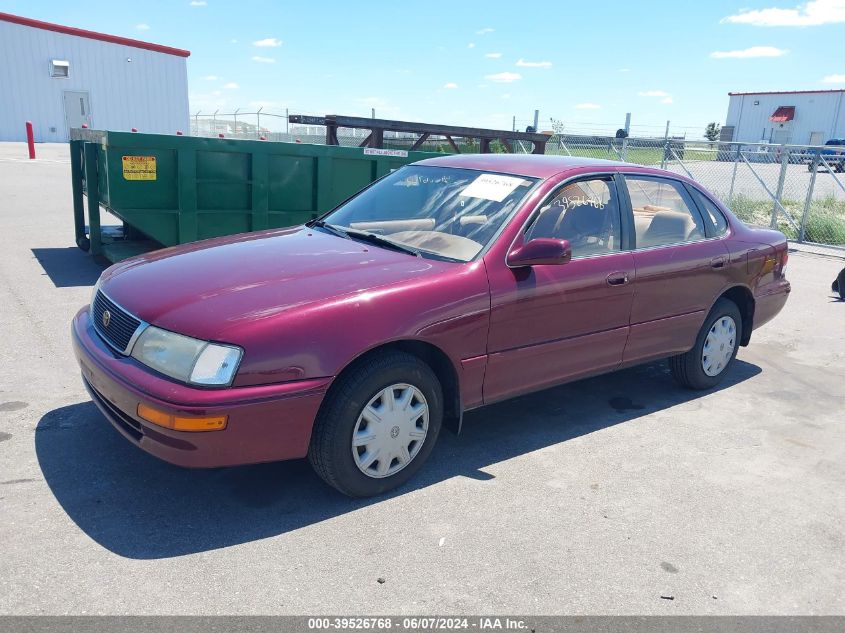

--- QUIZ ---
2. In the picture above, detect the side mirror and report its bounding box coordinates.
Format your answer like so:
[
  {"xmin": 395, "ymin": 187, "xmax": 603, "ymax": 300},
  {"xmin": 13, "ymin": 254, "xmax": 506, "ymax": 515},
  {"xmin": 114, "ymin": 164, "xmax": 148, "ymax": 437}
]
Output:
[{"xmin": 507, "ymin": 238, "xmax": 572, "ymax": 267}]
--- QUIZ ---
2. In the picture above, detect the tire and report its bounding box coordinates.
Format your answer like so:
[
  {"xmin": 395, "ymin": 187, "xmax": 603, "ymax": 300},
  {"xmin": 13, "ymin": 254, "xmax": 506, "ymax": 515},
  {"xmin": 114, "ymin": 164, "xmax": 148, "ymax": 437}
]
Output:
[
  {"xmin": 669, "ymin": 298, "xmax": 743, "ymax": 390},
  {"xmin": 308, "ymin": 351, "xmax": 442, "ymax": 497}
]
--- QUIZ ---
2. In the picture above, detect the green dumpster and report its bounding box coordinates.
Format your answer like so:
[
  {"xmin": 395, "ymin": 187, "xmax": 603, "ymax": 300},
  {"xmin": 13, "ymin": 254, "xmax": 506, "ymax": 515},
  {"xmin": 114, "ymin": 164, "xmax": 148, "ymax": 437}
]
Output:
[{"xmin": 70, "ymin": 130, "xmax": 440, "ymax": 263}]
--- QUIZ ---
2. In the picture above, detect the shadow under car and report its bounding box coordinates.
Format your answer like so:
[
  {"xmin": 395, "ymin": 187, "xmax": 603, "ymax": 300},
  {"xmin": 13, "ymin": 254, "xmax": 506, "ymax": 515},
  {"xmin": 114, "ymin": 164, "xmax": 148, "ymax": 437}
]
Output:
[{"xmin": 36, "ymin": 359, "xmax": 761, "ymax": 559}]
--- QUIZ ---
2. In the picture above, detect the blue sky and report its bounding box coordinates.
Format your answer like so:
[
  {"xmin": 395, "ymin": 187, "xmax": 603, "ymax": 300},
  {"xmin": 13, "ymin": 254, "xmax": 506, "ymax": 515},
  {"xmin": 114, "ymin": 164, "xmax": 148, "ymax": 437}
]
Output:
[{"xmin": 3, "ymin": 0, "xmax": 845, "ymax": 138}]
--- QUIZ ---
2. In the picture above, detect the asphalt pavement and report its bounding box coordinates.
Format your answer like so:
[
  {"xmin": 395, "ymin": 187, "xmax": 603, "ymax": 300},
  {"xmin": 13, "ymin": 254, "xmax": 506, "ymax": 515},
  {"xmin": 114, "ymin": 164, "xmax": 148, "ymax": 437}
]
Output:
[{"xmin": 0, "ymin": 142, "xmax": 843, "ymax": 615}]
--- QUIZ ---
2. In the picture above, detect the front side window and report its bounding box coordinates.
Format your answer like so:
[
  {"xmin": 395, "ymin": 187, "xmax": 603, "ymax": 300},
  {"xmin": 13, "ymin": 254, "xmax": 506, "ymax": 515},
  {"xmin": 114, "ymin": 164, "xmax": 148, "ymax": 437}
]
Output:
[
  {"xmin": 625, "ymin": 177, "xmax": 706, "ymax": 248},
  {"xmin": 525, "ymin": 178, "xmax": 622, "ymax": 258},
  {"xmin": 320, "ymin": 166, "xmax": 538, "ymax": 262}
]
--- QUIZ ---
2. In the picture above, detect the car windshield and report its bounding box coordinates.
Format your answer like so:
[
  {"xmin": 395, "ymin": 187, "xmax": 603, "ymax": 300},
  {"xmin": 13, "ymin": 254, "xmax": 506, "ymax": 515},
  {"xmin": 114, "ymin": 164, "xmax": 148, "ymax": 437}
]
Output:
[{"xmin": 317, "ymin": 165, "xmax": 538, "ymax": 262}]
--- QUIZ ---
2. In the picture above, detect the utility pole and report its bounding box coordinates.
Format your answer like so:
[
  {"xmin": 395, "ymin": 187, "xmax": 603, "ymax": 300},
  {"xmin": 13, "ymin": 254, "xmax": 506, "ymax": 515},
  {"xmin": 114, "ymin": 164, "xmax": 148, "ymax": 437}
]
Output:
[
  {"xmin": 285, "ymin": 107, "xmax": 289, "ymax": 134},
  {"xmin": 533, "ymin": 109, "xmax": 539, "ymax": 132},
  {"xmin": 512, "ymin": 115, "xmax": 516, "ymax": 132},
  {"xmin": 371, "ymin": 108, "xmax": 375, "ymax": 119},
  {"xmin": 624, "ymin": 112, "xmax": 631, "ymax": 135},
  {"xmin": 664, "ymin": 120, "xmax": 670, "ymax": 139}
]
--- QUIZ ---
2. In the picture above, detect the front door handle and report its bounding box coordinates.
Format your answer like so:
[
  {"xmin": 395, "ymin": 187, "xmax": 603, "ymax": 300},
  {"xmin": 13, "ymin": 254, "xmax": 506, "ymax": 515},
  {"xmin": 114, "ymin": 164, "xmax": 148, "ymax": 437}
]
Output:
[
  {"xmin": 710, "ymin": 255, "xmax": 728, "ymax": 269},
  {"xmin": 606, "ymin": 271, "xmax": 630, "ymax": 286}
]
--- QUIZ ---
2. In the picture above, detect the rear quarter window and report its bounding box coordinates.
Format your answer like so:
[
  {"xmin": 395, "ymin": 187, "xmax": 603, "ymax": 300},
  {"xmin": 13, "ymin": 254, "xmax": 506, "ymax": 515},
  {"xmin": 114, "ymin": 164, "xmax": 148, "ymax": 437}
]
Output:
[{"xmin": 690, "ymin": 188, "xmax": 729, "ymax": 236}]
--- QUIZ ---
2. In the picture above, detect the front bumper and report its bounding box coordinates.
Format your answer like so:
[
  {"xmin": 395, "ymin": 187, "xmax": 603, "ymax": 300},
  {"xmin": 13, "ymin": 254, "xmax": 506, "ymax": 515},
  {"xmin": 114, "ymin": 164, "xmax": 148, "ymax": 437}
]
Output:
[{"xmin": 72, "ymin": 307, "xmax": 331, "ymax": 468}]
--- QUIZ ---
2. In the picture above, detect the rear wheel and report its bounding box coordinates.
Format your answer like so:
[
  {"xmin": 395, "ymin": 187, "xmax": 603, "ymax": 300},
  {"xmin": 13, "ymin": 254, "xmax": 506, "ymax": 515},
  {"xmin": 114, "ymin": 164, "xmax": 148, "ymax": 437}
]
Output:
[
  {"xmin": 308, "ymin": 351, "xmax": 442, "ymax": 497},
  {"xmin": 669, "ymin": 298, "xmax": 742, "ymax": 390}
]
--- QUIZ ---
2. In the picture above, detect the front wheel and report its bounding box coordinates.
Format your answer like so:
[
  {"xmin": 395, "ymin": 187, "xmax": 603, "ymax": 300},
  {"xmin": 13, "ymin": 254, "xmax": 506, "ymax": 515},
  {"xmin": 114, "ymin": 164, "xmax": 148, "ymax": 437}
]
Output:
[
  {"xmin": 308, "ymin": 351, "xmax": 442, "ymax": 497},
  {"xmin": 669, "ymin": 298, "xmax": 743, "ymax": 390}
]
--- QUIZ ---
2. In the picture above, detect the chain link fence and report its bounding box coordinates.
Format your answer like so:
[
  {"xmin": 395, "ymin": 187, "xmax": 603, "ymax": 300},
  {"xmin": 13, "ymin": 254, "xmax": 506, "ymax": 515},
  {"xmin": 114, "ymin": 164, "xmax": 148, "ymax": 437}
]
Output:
[{"xmin": 188, "ymin": 113, "xmax": 845, "ymax": 249}]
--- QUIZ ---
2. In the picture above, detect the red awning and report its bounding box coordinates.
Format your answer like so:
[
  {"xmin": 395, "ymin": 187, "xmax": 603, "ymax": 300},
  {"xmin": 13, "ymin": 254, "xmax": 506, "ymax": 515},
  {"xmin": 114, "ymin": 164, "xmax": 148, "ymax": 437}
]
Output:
[{"xmin": 770, "ymin": 106, "xmax": 795, "ymax": 122}]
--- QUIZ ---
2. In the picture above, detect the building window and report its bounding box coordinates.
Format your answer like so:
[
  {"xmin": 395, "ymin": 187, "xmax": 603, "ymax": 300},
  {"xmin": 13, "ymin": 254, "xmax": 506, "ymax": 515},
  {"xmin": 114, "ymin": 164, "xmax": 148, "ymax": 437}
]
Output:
[{"xmin": 50, "ymin": 60, "xmax": 69, "ymax": 78}]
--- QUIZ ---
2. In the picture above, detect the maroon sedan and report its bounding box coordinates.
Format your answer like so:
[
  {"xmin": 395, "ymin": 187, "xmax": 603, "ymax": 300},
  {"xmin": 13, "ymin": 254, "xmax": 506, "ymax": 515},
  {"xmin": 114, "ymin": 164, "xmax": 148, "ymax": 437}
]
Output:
[{"xmin": 72, "ymin": 154, "xmax": 790, "ymax": 496}]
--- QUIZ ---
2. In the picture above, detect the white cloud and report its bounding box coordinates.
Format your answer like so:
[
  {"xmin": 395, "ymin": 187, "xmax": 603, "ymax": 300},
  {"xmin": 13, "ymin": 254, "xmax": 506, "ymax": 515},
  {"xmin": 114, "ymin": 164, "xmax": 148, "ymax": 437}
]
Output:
[
  {"xmin": 660, "ymin": 97, "xmax": 674, "ymax": 104},
  {"xmin": 468, "ymin": 42, "xmax": 476, "ymax": 48},
  {"xmin": 486, "ymin": 71, "xmax": 522, "ymax": 83},
  {"xmin": 253, "ymin": 38, "xmax": 282, "ymax": 47},
  {"xmin": 189, "ymin": 0, "xmax": 207, "ymax": 6},
  {"xmin": 230, "ymin": 39, "xmax": 238, "ymax": 43},
  {"xmin": 516, "ymin": 58, "xmax": 552, "ymax": 68},
  {"xmin": 710, "ymin": 46, "xmax": 788, "ymax": 58},
  {"xmin": 135, "ymin": 23, "xmax": 150, "ymax": 31},
  {"xmin": 251, "ymin": 56, "xmax": 276, "ymax": 63},
  {"xmin": 211, "ymin": 90, "xmax": 222, "ymax": 96},
  {"xmin": 722, "ymin": 0, "xmax": 845, "ymax": 26},
  {"xmin": 485, "ymin": 52, "xmax": 502, "ymax": 58},
  {"xmin": 476, "ymin": 27, "xmax": 495, "ymax": 35},
  {"xmin": 822, "ymin": 73, "xmax": 845, "ymax": 83},
  {"xmin": 443, "ymin": 82, "xmax": 458, "ymax": 89},
  {"xmin": 223, "ymin": 82, "xmax": 239, "ymax": 90},
  {"xmin": 574, "ymin": 103, "xmax": 601, "ymax": 109},
  {"xmin": 501, "ymin": 93, "xmax": 512, "ymax": 99},
  {"xmin": 638, "ymin": 90, "xmax": 671, "ymax": 97},
  {"xmin": 202, "ymin": 75, "xmax": 218, "ymax": 81}
]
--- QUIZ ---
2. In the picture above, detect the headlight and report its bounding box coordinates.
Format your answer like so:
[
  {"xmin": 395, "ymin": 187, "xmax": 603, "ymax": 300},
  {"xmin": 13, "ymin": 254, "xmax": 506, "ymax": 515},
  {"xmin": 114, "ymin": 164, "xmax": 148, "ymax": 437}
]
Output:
[{"xmin": 130, "ymin": 326, "xmax": 243, "ymax": 386}]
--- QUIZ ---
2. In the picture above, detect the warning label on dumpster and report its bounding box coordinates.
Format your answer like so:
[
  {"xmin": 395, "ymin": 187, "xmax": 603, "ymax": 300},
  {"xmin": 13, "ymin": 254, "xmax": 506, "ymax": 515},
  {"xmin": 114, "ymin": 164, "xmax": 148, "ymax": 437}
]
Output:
[
  {"xmin": 122, "ymin": 155, "xmax": 156, "ymax": 181},
  {"xmin": 363, "ymin": 148, "xmax": 408, "ymax": 158}
]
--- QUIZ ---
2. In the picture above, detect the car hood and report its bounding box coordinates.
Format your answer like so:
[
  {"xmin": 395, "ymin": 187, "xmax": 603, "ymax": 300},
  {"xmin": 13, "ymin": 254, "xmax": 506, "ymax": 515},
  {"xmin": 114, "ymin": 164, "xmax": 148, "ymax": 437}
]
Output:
[{"xmin": 100, "ymin": 227, "xmax": 452, "ymax": 341}]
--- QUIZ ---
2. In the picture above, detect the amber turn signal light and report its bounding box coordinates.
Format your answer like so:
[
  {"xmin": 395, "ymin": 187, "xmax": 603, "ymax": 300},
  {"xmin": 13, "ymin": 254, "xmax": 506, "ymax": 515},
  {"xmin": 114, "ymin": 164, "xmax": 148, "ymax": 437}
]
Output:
[{"xmin": 137, "ymin": 403, "xmax": 227, "ymax": 432}]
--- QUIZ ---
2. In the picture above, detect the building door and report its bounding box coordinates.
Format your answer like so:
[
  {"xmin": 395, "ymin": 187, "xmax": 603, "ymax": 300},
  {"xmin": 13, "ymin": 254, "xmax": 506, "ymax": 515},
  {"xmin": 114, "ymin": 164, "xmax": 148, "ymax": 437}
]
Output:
[
  {"xmin": 771, "ymin": 127, "xmax": 791, "ymax": 145},
  {"xmin": 63, "ymin": 91, "xmax": 92, "ymax": 133}
]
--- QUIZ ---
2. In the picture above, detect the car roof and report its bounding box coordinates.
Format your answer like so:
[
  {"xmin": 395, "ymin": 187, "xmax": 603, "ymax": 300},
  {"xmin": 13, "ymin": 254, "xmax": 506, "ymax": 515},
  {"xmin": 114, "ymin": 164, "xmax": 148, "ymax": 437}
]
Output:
[{"xmin": 414, "ymin": 153, "xmax": 641, "ymax": 179}]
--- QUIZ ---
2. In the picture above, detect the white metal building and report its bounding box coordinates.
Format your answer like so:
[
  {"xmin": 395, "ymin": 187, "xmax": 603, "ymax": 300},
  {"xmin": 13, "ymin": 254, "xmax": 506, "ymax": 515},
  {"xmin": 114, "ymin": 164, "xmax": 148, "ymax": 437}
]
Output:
[
  {"xmin": 0, "ymin": 12, "xmax": 190, "ymax": 143},
  {"xmin": 723, "ymin": 89, "xmax": 845, "ymax": 145}
]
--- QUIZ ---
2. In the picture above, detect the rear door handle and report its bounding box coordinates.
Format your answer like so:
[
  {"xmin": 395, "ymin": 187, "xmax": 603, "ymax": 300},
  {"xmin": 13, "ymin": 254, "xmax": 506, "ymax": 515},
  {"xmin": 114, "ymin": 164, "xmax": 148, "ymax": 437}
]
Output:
[
  {"xmin": 606, "ymin": 271, "xmax": 629, "ymax": 286},
  {"xmin": 710, "ymin": 255, "xmax": 728, "ymax": 269}
]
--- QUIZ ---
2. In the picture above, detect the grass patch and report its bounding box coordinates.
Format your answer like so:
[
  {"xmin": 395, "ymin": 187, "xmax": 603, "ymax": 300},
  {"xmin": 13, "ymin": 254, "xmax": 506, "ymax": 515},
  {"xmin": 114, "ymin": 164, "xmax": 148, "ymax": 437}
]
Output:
[{"xmin": 728, "ymin": 194, "xmax": 845, "ymax": 244}]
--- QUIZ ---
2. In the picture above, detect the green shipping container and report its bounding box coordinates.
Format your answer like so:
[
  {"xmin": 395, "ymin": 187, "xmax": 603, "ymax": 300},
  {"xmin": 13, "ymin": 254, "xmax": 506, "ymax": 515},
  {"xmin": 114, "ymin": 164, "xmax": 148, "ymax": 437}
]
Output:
[{"xmin": 70, "ymin": 130, "xmax": 440, "ymax": 262}]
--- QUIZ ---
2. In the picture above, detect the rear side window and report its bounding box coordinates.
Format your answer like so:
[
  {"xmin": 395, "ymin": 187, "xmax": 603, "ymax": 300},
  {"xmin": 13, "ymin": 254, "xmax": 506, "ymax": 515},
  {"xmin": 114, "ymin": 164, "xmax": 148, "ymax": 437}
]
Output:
[
  {"xmin": 625, "ymin": 176, "xmax": 706, "ymax": 248},
  {"xmin": 690, "ymin": 189, "xmax": 729, "ymax": 236}
]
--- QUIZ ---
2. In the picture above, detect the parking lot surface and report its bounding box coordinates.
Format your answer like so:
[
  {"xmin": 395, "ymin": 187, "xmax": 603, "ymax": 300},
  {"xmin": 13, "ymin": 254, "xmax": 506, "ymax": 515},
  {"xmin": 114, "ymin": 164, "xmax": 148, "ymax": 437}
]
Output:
[{"xmin": 0, "ymin": 143, "xmax": 843, "ymax": 615}]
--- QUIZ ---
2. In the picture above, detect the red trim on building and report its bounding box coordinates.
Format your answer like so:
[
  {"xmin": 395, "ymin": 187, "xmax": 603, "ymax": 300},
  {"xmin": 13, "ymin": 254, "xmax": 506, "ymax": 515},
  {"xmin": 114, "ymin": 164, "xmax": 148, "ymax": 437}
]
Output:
[
  {"xmin": 0, "ymin": 12, "xmax": 190, "ymax": 57},
  {"xmin": 728, "ymin": 89, "xmax": 845, "ymax": 96},
  {"xmin": 769, "ymin": 106, "xmax": 795, "ymax": 122}
]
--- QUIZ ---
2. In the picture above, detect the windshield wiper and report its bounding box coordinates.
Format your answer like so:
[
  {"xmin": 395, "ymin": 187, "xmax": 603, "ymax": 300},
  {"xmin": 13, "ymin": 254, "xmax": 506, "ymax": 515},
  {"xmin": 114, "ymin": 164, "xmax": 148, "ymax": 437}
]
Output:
[
  {"xmin": 343, "ymin": 229, "xmax": 421, "ymax": 257},
  {"xmin": 309, "ymin": 220, "xmax": 420, "ymax": 257},
  {"xmin": 309, "ymin": 219, "xmax": 348, "ymax": 239}
]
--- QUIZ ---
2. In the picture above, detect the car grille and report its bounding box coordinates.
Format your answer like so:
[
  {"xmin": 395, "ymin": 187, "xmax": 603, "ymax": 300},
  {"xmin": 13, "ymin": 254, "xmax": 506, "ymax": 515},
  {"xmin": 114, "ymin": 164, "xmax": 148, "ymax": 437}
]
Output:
[{"xmin": 91, "ymin": 290, "xmax": 142, "ymax": 354}]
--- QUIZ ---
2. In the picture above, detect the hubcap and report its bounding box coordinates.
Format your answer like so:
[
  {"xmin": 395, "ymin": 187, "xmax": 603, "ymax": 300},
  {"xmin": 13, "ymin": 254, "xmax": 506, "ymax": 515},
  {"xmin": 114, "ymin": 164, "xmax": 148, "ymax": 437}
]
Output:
[
  {"xmin": 702, "ymin": 316, "xmax": 737, "ymax": 377},
  {"xmin": 351, "ymin": 383, "xmax": 429, "ymax": 479}
]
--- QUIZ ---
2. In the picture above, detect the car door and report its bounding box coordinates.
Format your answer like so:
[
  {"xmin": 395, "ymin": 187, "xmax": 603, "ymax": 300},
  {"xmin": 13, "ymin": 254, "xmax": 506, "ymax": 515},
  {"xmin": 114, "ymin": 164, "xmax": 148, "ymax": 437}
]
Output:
[
  {"xmin": 483, "ymin": 174, "xmax": 635, "ymax": 404},
  {"xmin": 620, "ymin": 173, "xmax": 731, "ymax": 366}
]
